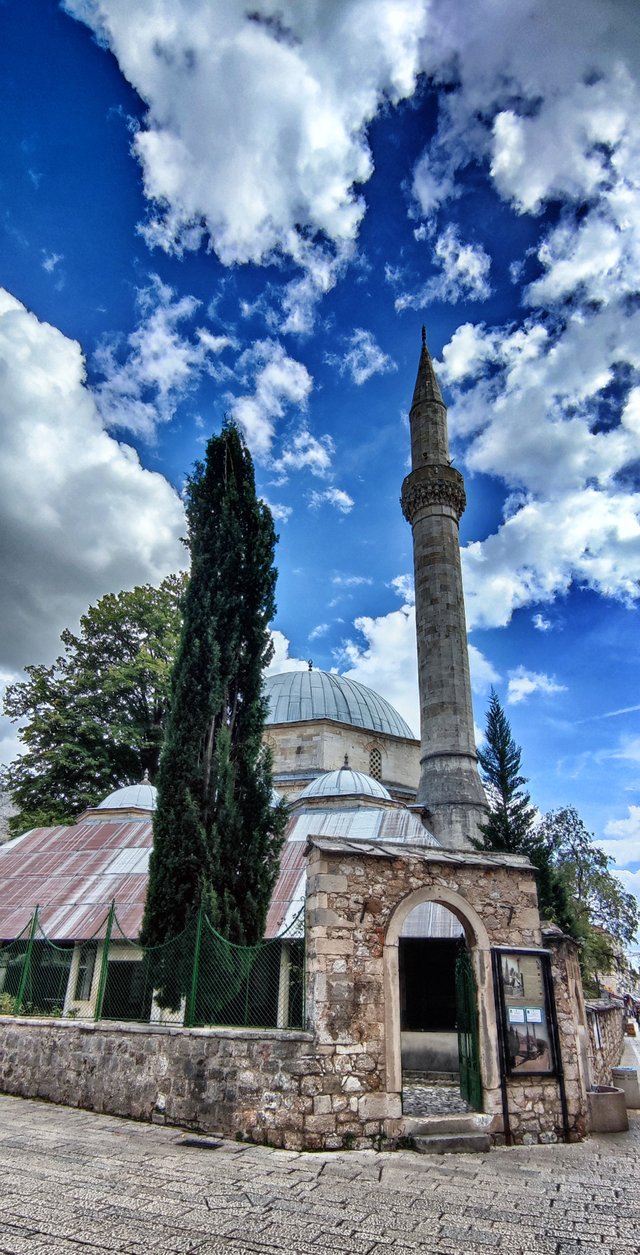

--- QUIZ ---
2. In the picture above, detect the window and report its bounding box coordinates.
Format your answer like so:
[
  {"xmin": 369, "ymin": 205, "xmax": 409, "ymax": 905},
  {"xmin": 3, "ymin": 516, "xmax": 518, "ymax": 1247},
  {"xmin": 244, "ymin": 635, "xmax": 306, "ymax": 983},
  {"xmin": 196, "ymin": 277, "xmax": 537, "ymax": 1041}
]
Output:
[{"xmin": 369, "ymin": 746, "xmax": 382, "ymax": 780}]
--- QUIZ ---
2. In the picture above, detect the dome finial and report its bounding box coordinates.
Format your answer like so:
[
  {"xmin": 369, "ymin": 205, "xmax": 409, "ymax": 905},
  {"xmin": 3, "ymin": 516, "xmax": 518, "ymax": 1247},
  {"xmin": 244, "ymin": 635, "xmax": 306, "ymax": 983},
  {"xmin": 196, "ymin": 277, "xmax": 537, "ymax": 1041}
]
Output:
[
  {"xmin": 142, "ymin": 768, "xmax": 150, "ymax": 784},
  {"xmin": 343, "ymin": 753, "xmax": 349, "ymax": 768},
  {"xmin": 308, "ymin": 659, "xmax": 313, "ymax": 671}
]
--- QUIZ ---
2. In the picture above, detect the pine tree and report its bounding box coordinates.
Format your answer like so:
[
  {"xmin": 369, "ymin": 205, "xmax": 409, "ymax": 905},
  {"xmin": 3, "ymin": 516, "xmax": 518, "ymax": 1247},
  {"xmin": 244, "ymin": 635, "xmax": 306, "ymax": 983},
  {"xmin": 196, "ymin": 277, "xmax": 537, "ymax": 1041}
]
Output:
[
  {"xmin": 475, "ymin": 689, "xmax": 536, "ymax": 852},
  {"xmin": 475, "ymin": 691, "xmax": 578, "ymax": 937},
  {"xmin": 141, "ymin": 423, "xmax": 286, "ymax": 950}
]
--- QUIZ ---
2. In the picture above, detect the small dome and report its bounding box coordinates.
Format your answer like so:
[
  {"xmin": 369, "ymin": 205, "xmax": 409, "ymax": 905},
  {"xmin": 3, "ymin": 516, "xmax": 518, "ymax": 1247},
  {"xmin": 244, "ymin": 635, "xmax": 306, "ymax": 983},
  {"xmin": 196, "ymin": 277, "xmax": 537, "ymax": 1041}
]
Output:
[
  {"xmin": 298, "ymin": 767, "xmax": 392, "ymax": 802},
  {"xmin": 98, "ymin": 776, "xmax": 157, "ymax": 812},
  {"xmin": 264, "ymin": 669, "xmax": 415, "ymax": 739}
]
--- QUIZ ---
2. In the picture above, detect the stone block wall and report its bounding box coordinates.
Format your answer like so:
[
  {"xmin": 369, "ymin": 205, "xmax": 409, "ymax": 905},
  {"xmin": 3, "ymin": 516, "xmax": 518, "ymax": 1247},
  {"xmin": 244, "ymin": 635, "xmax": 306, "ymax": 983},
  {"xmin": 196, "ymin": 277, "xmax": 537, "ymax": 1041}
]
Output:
[
  {"xmin": 267, "ymin": 720, "xmax": 420, "ymax": 801},
  {"xmin": 305, "ymin": 841, "xmax": 589, "ymax": 1145},
  {"xmin": 586, "ymin": 999, "xmax": 625, "ymax": 1086},
  {"xmin": 0, "ymin": 1017, "xmax": 317, "ymax": 1150}
]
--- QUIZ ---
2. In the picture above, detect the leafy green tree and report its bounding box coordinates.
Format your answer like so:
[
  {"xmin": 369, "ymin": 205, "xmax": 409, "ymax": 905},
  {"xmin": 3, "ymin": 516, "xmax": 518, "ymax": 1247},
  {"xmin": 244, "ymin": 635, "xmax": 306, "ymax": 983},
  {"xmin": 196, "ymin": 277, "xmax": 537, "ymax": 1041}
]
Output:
[
  {"xmin": 535, "ymin": 807, "xmax": 640, "ymax": 991},
  {"xmin": 141, "ymin": 423, "xmax": 286, "ymax": 952},
  {"xmin": 475, "ymin": 689, "xmax": 536, "ymax": 852},
  {"xmin": 1, "ymin": 576, "xmax": 186, "ymax": 835}
]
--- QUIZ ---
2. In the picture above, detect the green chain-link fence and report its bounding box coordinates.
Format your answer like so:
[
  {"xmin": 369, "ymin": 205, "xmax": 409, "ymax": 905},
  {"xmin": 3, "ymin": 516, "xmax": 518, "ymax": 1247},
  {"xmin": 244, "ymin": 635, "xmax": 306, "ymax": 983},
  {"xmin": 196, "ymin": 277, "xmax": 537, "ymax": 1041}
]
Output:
[{"xmin": 0, "ymin": 903, "xmax": 305, "ymax": 1030}]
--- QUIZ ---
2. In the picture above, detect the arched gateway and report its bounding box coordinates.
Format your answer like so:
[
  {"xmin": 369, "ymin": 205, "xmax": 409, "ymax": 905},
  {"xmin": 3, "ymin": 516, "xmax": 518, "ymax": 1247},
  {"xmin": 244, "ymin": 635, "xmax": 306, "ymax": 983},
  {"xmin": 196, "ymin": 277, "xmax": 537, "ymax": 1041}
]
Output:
[{"xmin": 304, "ymin": 835, "xmax": 591, "ymax": 1148}]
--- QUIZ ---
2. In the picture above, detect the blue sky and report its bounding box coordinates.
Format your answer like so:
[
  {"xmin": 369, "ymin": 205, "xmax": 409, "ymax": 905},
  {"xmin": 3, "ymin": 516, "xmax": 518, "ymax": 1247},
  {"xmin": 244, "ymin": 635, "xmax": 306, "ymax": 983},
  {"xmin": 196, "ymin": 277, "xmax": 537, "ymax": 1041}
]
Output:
[{"xmin": 1, "ymin": 1, "xmax": 639, "ymax": 906}]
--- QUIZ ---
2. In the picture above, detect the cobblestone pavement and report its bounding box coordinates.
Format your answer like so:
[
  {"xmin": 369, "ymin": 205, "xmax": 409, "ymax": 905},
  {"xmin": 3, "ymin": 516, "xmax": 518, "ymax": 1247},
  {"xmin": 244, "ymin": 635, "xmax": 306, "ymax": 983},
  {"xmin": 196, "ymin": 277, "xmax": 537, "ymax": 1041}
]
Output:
[
  {"xmin": 402, "ymin": 1083, "xmax": 472, "ymax": 1117},
  {"xmin": 1, "ymin": 1094, "xmax": 639, "ymax": 1255}
]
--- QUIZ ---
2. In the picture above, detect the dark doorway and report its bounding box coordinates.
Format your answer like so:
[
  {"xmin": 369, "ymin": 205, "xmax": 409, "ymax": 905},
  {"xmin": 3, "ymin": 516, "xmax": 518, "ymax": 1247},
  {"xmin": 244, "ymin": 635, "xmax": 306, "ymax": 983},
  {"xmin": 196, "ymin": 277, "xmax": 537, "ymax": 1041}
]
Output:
[{"xmin": 400, "ymin": 938, "xmax": 457, "ymax": 1031}]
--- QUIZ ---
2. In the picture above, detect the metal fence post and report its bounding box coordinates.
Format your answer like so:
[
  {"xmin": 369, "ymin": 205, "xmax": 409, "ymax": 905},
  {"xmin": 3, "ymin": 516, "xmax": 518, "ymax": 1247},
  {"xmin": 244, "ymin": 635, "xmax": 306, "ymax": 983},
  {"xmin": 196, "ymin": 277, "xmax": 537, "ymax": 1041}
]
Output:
[
  {"xmin": 94, "ymin": 900, "xmax": 115, "ymax": 1022},
  {"xmin": 15, "ymin": 906, "xmax": 39, "ymax": 1015},
  {"xmin": 185, "ymin": 902, "xmax": 204, "ymax": 1028}
]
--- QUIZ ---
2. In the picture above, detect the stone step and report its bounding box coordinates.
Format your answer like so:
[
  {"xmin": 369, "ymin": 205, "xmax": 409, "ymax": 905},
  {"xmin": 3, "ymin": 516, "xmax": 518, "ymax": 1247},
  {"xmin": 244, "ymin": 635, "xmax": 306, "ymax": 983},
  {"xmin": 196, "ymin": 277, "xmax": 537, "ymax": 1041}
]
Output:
[
  {"xmin": 403, "ymin": 1112, "xmax": 494, "ymax": 1137},
  {"xmin": 412, "ymin": 1132, "xmax": 492, "ymax": 1155}
]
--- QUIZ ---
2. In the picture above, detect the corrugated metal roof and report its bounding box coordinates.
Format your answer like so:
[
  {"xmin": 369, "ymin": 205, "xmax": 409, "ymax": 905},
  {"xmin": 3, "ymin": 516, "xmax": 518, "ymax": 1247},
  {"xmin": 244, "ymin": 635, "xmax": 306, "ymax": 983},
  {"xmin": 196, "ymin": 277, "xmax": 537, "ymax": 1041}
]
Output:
[
  {"xmin": 283, "ymin": 807, "xmax": 440, "ymax": 845},
  {"xmin": 264, "ymin": 669, "xmax": 415, "ymax": 739},
  {"xmin": 0, "ymin": 817, "xmax": 153, "ymax": 941}
]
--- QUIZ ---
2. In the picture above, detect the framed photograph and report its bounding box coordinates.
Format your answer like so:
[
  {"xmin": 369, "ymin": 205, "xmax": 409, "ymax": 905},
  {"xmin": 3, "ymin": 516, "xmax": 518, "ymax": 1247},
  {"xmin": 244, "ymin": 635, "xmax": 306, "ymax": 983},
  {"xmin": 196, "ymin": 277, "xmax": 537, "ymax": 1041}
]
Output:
[{"xmin": 493, "ymin": 949, "xmax": 557, "ymax": 1076}]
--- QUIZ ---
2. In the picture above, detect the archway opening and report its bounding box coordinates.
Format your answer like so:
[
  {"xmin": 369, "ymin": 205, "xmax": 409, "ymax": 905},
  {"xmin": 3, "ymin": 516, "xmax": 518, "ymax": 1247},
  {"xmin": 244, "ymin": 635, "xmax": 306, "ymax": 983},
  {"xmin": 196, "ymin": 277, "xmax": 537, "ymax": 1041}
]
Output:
[{"xmin": 399, "ymin": 900, "xmax": 481, "ymax": 1116}]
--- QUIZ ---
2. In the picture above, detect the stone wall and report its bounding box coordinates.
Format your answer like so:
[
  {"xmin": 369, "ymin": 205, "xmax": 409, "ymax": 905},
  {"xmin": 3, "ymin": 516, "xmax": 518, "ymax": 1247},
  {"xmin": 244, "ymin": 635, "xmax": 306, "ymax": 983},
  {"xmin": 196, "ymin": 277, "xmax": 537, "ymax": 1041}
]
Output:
[
  {"xmin": 586, "ymin": 999, "xmax": 625, "ymax": 1086},
  {"xmin": 0, "ymin": 1017, "xmax": 316, "ymax": 1150},
  {"xmin": 305, "ymin": 839, "xmax": 589, "ymax": 1145},
  {"xmin": 267, "ymin": 720, "xmax": 420, "ymax": 801}
]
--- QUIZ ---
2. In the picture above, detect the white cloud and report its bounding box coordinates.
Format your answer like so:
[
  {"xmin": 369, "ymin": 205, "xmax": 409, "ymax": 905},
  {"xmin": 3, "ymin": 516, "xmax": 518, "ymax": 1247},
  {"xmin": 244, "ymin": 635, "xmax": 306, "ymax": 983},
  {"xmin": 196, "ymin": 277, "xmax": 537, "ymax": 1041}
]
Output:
[
  {"xmin": 261, "ymin": 499, "xmax": 292, "ymax": 525},
  {"xmin": 506, "ymin": 666, "xmax": 567, "ymax": 706},
  {"xmin": 309, "ymin": 487, "xmax": 354, "ymax": 514},
  {"xmin": 532, "ymin": 613, "xmax": 552, "ymax": 632},
  {"xmin": 332, "ymin": 573, "xmax": 373, "ymax": 588},
  {"xmin": 403, "ymin": 1, "xmax": 640, "ymax": 631},
  {"xmin": 0, "ymin": 289, "xmax": 185, "ymax": 674},
  {"xmin": 468, "ymin": 646, "xmax": 499, "ymax": 696},
  {"xmin": 327, "ymin": 328, "xmax": 396, "ymax": 386},
  {"xmin": 390, "ymin": 574, "xmax": 415, "ymax": 603},
  {"xmin": 229, "ymin": 340, "xmax": 312, "ymax": 458},
  {"xmin": 95, "ymin": 275, "xmax": 234, "ymax": 438},
  {"xmin": 42, "ymin": 252, "xmax": 63, "ymax": 274},
  {"xmin": 65, "ymin": 0, "xmax": 428, "ymax": 285},
  {"xmin": 602, "ymin": 806, "xmax": 640, "ymax": 868},
  {"xmin": 338, "ymin": 592, "xmax": 497, "ymax": 739},
  {"xmin": 340, "ymin": 603, "xmax": 419, "ymax": 736},
  {"xmin": 395, "ymin": 225, "xmax": 491, "ymax": 310},
  {"xmin": 265, "ymin": 630, "xmax": 309, "ymax": 676},
  {"xmin": 309, "ymin": 623, "xmax": 329, "ymax": 640},
  {"xmin": 610, "ymin": 738, "xmax": 640, "ymax": 765},
  {"xmin": 272, "ymin": 429, "xmax": 334, "ymax": 479}
]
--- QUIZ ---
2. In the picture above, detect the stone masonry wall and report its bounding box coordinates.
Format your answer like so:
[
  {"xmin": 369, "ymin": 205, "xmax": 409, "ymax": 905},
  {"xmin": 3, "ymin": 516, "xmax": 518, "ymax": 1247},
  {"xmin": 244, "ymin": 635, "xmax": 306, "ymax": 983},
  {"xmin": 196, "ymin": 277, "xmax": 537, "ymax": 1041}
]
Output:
[
  {"xmin": 305, "ymin": 841, "xmax": 589, "ymax": 1146},
  {"xmin": 586, "ymin": 1000, "xmax": 625, "ymax": 1086},
  {"xmin": 0, "ymin": 1018, "xmax": 315, "ymax": 1150}
]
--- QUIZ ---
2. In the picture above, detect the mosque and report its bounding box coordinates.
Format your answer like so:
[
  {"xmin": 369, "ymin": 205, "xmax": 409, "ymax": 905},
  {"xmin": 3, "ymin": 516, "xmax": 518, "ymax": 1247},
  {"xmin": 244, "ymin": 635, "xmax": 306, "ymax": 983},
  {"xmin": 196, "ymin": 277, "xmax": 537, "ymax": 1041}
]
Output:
[
  {"xmin": 0, "ymin": 332, "xmax": 609, "ymax": 1147},
  {"xmin": 0, "ymin": 330, "xmax": 482, "ymax": 1079}
]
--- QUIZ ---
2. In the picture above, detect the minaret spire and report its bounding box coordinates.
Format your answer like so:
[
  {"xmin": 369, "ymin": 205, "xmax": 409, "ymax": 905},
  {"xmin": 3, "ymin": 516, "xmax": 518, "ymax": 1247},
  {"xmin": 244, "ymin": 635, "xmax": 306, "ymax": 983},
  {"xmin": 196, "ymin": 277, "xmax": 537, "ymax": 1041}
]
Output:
[{"xmin": 401, "ymin": 328, "xmax": 486, "ymax": 849}]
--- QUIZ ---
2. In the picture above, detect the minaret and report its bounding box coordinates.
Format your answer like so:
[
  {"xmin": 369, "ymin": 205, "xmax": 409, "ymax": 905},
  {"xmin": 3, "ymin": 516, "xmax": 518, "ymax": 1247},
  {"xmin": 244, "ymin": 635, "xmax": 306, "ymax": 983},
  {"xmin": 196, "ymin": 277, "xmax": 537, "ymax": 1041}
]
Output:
[{"xmin": 401, "ymin": 328, "xmax": 486, "ymax": 849}]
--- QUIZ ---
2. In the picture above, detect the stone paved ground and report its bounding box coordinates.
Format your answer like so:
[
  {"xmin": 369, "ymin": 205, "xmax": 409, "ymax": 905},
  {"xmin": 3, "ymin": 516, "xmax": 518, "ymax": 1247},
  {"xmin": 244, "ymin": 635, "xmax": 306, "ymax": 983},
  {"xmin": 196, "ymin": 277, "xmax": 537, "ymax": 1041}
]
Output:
[
  {"xmin": 1, "ymin": 1094, "xmax": 639, "ymax": 1255},
  {"xmin": 402, "ymin": 1082, "xmax": 471, "ymax": 1117}
]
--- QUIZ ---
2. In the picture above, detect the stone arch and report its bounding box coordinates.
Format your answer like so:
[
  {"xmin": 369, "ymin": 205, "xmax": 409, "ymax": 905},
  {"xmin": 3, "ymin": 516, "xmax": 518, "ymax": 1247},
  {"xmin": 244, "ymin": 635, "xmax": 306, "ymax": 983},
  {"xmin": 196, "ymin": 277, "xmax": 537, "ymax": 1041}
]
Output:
[{"xmin": 383, "ymin": 886, "xmax": 500, "ymax": 1100}]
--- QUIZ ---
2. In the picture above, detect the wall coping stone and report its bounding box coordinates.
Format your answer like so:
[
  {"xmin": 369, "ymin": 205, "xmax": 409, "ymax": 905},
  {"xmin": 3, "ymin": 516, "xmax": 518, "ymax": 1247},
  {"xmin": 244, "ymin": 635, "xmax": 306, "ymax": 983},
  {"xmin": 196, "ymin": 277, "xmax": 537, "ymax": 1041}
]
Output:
[
  {"xmin": 0, "ymin": 1016, "xmax": 313, "ymax": 1043},
  {"xmin": 306, "ymin": 835, "xmax": 533, "ymax": 871}
]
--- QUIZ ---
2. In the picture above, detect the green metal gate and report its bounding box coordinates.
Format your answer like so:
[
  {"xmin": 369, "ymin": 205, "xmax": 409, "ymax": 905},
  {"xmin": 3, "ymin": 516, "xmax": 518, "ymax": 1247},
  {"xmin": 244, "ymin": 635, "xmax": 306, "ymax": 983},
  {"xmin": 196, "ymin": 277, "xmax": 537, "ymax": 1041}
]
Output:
[{"xmin": 455, "ymin": 944, "xmax": 483, "ymax": 1111}]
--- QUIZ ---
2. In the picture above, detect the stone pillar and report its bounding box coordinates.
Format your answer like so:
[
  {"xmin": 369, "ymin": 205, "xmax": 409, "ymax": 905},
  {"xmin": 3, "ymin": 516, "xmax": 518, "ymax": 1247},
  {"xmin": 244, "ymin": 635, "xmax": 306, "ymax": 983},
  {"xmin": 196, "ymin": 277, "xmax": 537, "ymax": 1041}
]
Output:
[{"xmin": 401, "ymin": 329, "xmax": 486, "ymax": 849}]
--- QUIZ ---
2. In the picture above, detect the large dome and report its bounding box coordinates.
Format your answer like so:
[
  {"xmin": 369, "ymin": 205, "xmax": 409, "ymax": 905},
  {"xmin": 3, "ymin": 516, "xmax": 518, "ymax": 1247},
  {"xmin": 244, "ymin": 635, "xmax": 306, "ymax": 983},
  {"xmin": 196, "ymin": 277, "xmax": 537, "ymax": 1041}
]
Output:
[{"xmin": 264, "ymin": 669, "xmax": 415, "ymax": 739}]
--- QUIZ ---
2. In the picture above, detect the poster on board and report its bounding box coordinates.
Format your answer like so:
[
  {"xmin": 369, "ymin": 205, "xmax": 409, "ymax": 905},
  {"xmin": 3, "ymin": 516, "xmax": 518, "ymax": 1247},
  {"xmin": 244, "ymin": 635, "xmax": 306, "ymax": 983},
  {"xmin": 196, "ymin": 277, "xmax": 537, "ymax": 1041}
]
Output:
[{"xmin": 498, "ymin": 951, "xmax": 555, "ymax": 1075}]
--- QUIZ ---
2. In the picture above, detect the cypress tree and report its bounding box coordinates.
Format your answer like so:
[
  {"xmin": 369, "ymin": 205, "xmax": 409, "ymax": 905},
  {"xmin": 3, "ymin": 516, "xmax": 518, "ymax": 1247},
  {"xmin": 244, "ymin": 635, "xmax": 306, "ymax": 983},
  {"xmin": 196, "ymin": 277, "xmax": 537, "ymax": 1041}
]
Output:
[{"xmin": 141, "ymin": 422, "xmax": 286, "ymax": 950}]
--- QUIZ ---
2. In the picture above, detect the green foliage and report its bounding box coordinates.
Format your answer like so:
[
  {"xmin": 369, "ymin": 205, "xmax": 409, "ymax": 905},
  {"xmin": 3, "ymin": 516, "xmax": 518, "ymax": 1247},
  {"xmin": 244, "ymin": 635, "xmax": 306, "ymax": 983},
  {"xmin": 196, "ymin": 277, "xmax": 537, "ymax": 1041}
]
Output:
[
  {"xmin": 1, "ymin": 575, "xmax": 186, "ymax": 834},
  {"xmin": 141, "ymin": 423, "xmax": 287, "ymax": 956},
  {"xmin": 535, "ymin": 807, "xmax": 640, "ymax": 991},
  {"xmin": 474, "ymin": 691, "xmax": 577, "ymax": 936},
  {"xmin": 475, "ymin": 689, "xmax": 536, "ymax": 852}
]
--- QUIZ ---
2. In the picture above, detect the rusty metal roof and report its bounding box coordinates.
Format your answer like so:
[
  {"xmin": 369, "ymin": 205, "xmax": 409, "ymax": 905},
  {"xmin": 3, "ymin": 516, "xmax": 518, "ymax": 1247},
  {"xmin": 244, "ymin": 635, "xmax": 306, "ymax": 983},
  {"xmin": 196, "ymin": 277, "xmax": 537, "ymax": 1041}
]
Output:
[{"xmin": 0, "ymin": 817, "xmax": 153, "ymax": 941}]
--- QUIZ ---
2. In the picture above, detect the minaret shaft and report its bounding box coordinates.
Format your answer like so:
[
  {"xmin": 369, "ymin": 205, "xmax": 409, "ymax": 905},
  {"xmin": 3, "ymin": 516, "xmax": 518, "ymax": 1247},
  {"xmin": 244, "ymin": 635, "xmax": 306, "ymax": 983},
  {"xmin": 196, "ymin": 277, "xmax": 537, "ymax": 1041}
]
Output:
[{"xmin": 402, "ymin": 331, "xmax": 486, "ymax": 849}]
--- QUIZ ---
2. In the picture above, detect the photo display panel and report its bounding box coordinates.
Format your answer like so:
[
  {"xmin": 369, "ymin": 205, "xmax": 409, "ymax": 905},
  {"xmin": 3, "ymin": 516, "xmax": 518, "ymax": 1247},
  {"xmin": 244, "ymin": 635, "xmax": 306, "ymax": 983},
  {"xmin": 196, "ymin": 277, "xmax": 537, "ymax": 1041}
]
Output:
[{"xmin": 495, "ymin": 949, "xmax": 556, "ymax": 1076}]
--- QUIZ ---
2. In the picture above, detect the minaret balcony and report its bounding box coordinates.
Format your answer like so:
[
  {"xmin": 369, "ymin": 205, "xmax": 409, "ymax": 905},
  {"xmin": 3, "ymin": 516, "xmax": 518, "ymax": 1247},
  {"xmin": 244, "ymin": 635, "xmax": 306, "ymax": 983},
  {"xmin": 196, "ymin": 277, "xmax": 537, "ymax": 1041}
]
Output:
[{"xmin": 401, "ymin": 463, "xmax": 466, "ymax": 524}]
